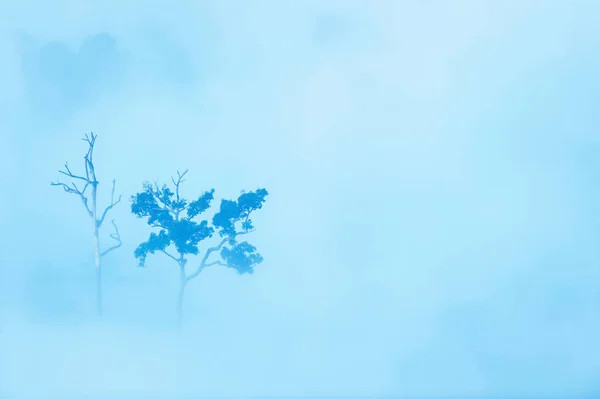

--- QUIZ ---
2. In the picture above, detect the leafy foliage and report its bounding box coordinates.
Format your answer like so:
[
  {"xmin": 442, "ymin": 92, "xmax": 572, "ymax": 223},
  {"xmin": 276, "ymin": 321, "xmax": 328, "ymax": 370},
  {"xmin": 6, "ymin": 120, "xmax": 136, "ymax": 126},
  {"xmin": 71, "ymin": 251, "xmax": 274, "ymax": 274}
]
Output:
[
  {"xmin": 220, "ymin": 240, "xmax": 263, "ymax": 275},
  {"xmin": 133, "ymin": 230, "xmax": 170, "ymax": 266},
  {"xmin": 131, "ymin": 182, "xmax": 215, "ymax": 266},
  {"xmin": 212, "ymin": 188, "xmax": 268, "ymax": 237},
  {"xmin": 131, "ymin": 173, "xmax": 268, "ymax": 273},
  {"xmin": 187, "ymin": 190, "xmax": 215, "ymax": 218}
]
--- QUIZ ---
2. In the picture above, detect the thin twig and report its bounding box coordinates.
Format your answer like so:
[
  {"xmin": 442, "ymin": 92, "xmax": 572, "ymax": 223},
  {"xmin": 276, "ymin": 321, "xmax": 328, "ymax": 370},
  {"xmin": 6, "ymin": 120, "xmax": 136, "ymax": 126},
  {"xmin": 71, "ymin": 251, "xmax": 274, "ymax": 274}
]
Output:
[
  {"xmin": 98, "ymin": 179, "xmax": 122, "ymax": 227},
  {"xmin": 100, "ymin": 220, "xmax": 122, "ymax": 257}
]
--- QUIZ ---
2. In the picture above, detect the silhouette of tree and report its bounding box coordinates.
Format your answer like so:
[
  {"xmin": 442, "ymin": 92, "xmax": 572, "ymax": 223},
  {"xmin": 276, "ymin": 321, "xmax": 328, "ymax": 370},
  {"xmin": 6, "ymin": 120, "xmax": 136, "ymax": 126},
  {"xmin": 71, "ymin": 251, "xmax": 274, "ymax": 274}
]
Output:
[
  {"xmin": 51, "ymin": 133, "xmax": 122, "ymax": 316},
  {"xmin": 130, "ymin": 170, "xmax": 268, "ymax": 330}
]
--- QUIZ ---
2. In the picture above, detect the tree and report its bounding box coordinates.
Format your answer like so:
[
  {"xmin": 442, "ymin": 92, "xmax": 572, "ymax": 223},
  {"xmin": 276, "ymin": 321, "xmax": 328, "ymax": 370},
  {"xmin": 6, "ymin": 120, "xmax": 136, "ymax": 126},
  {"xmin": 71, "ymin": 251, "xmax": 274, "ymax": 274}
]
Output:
[
  {"xmin": 51, "ymin": 133, "xmax": 122, "ymax": 316},
  {"xmin": 130, "ymin": 170, "xmax": 268, "ymax": 330}
]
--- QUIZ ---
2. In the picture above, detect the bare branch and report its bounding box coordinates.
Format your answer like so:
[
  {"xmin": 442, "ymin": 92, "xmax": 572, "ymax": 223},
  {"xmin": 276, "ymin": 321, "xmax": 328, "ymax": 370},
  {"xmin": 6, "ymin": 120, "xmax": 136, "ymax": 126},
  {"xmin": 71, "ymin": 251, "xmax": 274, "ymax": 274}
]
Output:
[
  {"xmin": 160, "ymin": 250, "xmax": 180, "ymax": 263},
  {"xmin": 82, "ymin": 133, "xmax": 97, "ymax": 183},
  {"xmin": 84, "ymin": 154, "xmax": 92, "ymax": 182},
  {"xmin": 169, "ymin": 169, "xmax": 189, "ymax": 220},
  {"xmin": 204, "ymin": 260, "xmax": 226, "ymax": 268},
  {"xmin": 171, "ymin": 169, "xmax": 188, "ymax": 201},
  {"xmin": 84, "ymin": 156, "xmax": 91, "ymax": 181},
  {"xmin": 186, "ymin": 229, "xmax": 254, "ymax": 283},
  {"xmin": 82, "ymin": 132, "xmax": 97, "ymax": 147},
  {"xmin": 58, "ymin": 162, "xmax": 89, "ymax": 182},
  {"xmin": 98, "ymin": 179, "xmax": 122, "ymax": 227},
  {"xmin": 100, "ymin": 220, "xmax": 122, "ymax": 257},
  {"xmin": 51, "ymin": 180, "xmax": 93, "ymax": 217},
  {"xmin": 52, "ymin": 133, "xmax": 101, "ymax": 218},
  {"xmin": 186, "ymin": 237, "xmax": 228, "ymax": 282},
  {"xmin": 56, "ymin": 133, "xmax": 98, "ymax": 185}
]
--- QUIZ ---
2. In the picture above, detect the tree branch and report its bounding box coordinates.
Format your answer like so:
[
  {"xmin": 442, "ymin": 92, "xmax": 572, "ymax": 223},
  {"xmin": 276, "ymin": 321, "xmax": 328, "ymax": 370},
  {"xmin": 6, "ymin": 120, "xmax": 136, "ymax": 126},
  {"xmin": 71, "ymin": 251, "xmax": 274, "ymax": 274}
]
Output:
[
  {"xmin": 171, "ymin": 169, "xmax": 188, "ymax": 203},
  {"xmin": 58, "ymin": 162, "xmax": 89, "ymax": 182},
  {"xmin": 50, "ymin": 180, "xmax": 93, "ymax": 217},
  {"xmin": 186, "ymin": 229, "xmax": 254, "ymax": 283},
  {"xmin": 52, "ymin": 132, "xmax": 100, "ymax": 218},
  {"xmin": 160, "ymin": 250, "xmax": 180, "ymax": 263},
  {"xmin": 204, "ymin": 260, "xmax": 226, "ymax": 268},
  {"xmin": 169, "ymin": 169, "xmax": 189, "ymax": 221},
  {"xmin": 98, "ymin": 179, "xmax": 122, "ymax": 227},
  {"xmin": 100, "ymin": 220, "xmax": 122, "ymax": 257},
  {"xmin": 186, "ymin": 238, "xmax": 228, "ymax": 282},
  {"xmin": 82, "ymin": 133, "xmax": 98, "ymax": 183},
  {"xmin": 151, "ymin": 180, "xmax": 176, "ymax": 215}
]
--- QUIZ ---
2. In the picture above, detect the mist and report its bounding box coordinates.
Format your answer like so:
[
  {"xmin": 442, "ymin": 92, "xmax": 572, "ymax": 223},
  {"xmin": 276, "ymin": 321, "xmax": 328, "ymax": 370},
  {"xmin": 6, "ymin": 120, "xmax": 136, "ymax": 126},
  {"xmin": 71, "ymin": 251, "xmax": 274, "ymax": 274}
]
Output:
[{"xmin": 1, "ymin": 0, "xmax": 599, "ymax": 397}]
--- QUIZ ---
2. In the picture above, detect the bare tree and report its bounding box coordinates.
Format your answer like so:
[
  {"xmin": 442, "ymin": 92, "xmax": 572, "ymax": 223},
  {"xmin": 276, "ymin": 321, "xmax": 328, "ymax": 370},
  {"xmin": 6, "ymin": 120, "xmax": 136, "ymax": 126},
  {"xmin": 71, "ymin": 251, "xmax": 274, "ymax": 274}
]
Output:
[{"xmin": 51, "ymin": 133, "xmax": 122, "ymax": 316}]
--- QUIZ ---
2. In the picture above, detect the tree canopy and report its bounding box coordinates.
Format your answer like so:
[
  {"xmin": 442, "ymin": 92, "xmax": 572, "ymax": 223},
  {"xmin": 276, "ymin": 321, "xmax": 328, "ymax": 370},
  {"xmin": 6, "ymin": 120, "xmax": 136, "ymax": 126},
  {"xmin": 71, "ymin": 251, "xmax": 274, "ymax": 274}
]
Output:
[{"xmin": 131, "ymin": 172, "xmax": 268, "ymax": 275}]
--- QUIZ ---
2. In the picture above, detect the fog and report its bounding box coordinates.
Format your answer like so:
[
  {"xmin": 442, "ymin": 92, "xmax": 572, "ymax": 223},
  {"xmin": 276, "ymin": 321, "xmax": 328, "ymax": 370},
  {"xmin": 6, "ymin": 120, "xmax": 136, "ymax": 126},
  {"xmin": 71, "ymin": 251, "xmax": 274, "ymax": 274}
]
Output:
[{"xmin": 1, "ymin": 0, "xmax": 599, "ymax": 397}]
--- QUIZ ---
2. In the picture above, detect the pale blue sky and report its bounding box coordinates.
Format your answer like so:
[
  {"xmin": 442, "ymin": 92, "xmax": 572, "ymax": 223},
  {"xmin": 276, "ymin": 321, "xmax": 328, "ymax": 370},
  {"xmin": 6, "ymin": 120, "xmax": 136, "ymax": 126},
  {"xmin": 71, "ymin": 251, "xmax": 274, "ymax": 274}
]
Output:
[{"xmin": 0, "ymin": 0, "xmax": 599, "ymax": 397}]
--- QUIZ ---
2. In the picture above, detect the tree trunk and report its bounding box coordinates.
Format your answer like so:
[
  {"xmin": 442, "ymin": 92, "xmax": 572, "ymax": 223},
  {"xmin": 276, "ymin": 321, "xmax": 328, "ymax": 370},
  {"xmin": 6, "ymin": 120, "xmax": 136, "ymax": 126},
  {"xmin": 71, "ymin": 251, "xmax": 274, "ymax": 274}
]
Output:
[
  {"xmin": 94, "ymin": 228, "xmax": 102, "ymax": 317},
  {"xmin": 91, "ymin": 182, "xmax": 102, "ymax": 317},
  {"xmin": 176, "ymin": 268, "xmax": 186, "ymax": 332}
]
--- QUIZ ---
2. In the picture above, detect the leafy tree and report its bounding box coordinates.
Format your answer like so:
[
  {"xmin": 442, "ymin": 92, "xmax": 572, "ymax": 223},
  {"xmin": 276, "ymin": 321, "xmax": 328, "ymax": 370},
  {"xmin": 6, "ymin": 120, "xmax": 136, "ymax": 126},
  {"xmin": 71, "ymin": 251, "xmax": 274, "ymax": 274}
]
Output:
[
  {"xmin": 131, "ymin": 170, "xmax": 268, "ymax": 329},
  {"xmin": 51, "ymin": 133, "xmax": 122, "ymax": 316}
]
